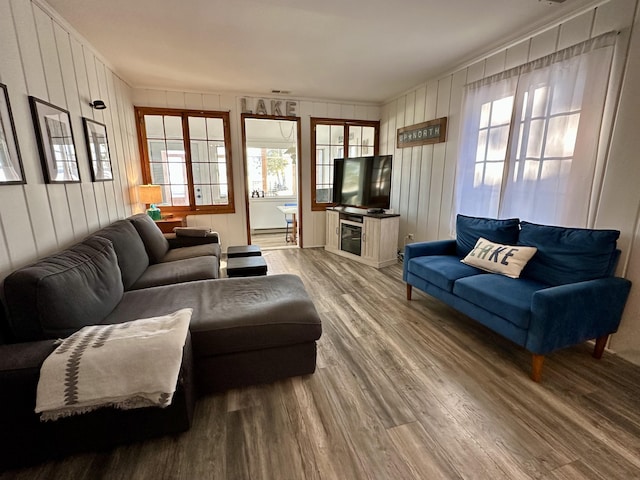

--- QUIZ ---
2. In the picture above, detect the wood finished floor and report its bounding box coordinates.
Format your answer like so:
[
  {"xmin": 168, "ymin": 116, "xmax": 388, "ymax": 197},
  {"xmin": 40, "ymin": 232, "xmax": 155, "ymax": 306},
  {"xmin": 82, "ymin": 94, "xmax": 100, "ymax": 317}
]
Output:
[
  {"xmin": 3, "ymin": 248, "xmax": 640, "ymax": 480},
  {"xmin": 251, "ymin": 231, "xmax": 295, "ymax": 249}
]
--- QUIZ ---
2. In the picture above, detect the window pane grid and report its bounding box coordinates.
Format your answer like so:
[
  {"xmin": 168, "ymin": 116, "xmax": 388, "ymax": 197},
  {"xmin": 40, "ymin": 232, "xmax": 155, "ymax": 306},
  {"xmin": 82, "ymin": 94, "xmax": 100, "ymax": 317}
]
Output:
[
  {"xmin": 138, "ymin": 108, "xmax": 233, "ymax": 212},
  {"xmin": 189, "ymin": 117, "xmax": 229, "ymax": 205},
  {"xmin": 473, "ymin": 95, "xmax": 513, "ymax": 188},
  {"xmin": 311, "ymin": 119, "xmax": 379, "ymax": 210},
  {"xmin": 513, "ymin": 82, "xmax": 581, "ymax": 186}
]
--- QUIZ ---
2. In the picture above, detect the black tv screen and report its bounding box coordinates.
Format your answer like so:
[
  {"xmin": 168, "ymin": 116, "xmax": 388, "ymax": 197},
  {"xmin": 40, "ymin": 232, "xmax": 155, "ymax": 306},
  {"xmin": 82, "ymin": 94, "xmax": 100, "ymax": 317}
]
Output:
[{"xmin": 332, "ymin": 155, "xmax": 392, "ymax": 209}]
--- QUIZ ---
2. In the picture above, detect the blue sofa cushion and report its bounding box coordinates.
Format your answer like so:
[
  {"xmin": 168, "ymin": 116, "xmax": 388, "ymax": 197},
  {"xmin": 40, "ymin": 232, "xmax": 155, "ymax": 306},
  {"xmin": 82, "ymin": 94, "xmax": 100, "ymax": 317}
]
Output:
[
  {"xmin": 456, "ymin": 215, "xmax": 520, "ymax": 258},
  {"xmin": 408, "ymin": 255, "xmax": 482, "ymax": 292},
  {"xmin": 453, "ymin": 274, "xmax": 548, "ymax": 329},
  {"xmin": 518, "ymin": 221, "xmax": 620, "ymax": 286}
]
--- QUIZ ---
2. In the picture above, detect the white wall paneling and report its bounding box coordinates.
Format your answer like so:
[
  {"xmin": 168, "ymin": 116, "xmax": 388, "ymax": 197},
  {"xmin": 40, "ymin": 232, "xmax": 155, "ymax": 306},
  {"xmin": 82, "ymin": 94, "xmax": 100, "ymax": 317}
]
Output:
[
  {"xmin": 392, "ymin": 96, "xmax": 407, "ymax": 239},
  {"xmin": 593, "ymin": 0, "xmax": 637, "ymax": 35},
  {"xmin": 437, "ymin": 70, "xmax": 467, "ymax": 239},
  {"xmin": 55, "ymin": 24, "xmax": 90, "ymax": 239},
  {"xmin": 184, "ymin": 93, "xmax": 204, "ymax": 110},
  {"xmin": 380, "ymin": 0, "xmax": 640, "ymax": 364},
  {"xmin": 0, "ymin": 188, "xmax": 37, "ymax": 268},
  {"xmin": 298, "ymin": 101, "xmax": 318, "ymax": 246},
  {"xmin": 505, "ymin": 40, "xmax": 531, "ymax": 70},
  {"xmin": 483, "ymin": 51, "xmax": 507, "ymax": 77},
  {"xmin": 529, "ymin": 28, "xmax": 560, "ymax": 61},
  {"xmin": 0, "ymin": 1, "xmax": 54, "ymax": 260},
  {"xmin": 558, "ymin": 9, "xmax": 595, "ymax": 49},
  {"xmin": 594, "ymin": 0, "xmax": 640, "ymax": 359},
  {"xmin": 95, "ymin": 62, "xmax": 119, "ymax": 223},
  {"xmin": 430, "ymin": 76, "xmax": 452, "ymax": 240},
  {"xmin": 326, "ymin": 103, "xmax": 341, "ymax": 119},
  {"xmin": 0, "ymin": 0, "xmax": 140, "ymax": 280},
  {"xmin": 105, "ymin": 73, "xmax": 131, "ymax": 218},
  {"xmin": 0, "ymin": 217, "xmax": 11, "ymax": 275},
  {"xmin": 165, "ymin": 91, "xmax": 186, "ymax": 109},
  {"xmin": 202, "ymin": 94, "xmax": 222, "ymax": 111},
  {"xmin": 21, "ymin": 184, "xmax": 57, "ymax": 255}
]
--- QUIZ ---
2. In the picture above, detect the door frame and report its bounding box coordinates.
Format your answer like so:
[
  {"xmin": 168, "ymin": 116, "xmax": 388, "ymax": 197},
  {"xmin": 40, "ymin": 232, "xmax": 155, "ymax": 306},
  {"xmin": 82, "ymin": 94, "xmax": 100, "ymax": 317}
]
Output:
[{"xmin": 240, "ymin": 113, "xmax": 303, "ymax": 247}]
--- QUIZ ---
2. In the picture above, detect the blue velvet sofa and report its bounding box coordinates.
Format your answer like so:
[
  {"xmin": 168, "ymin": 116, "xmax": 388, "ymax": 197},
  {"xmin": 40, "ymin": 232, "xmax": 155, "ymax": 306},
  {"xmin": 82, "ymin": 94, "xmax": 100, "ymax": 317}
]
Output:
[{"xmin": 403, "ymin": 214, "xmax": 632, "ymax": 381}]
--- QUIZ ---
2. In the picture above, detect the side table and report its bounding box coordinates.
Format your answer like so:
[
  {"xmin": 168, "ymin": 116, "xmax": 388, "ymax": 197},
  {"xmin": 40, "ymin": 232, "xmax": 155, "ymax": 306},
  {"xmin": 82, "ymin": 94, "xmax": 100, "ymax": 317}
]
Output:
[{"xmin": 154, "ymin": 217, "xmax": 185, "ymax": 234}]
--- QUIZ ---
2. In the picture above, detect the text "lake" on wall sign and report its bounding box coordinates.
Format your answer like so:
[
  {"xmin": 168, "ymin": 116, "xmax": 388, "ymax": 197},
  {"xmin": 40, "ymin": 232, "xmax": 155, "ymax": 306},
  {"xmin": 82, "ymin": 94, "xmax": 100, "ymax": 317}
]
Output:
[{"xmin": 241, "ymin": 98, "xmax": 298, "ymax": 117}]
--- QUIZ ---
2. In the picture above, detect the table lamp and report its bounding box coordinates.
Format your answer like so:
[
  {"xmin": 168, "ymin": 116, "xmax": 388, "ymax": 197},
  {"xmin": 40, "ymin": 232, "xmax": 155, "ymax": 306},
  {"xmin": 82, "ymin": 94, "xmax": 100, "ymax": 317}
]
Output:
[{"xmin": 138, "ymin": 184, "xmax": 163, "ymax": 220}]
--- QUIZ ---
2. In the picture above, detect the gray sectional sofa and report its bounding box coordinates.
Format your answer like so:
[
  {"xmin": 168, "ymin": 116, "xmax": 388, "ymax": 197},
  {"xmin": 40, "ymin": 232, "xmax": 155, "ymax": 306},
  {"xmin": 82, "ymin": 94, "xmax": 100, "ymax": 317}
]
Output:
[{"xmin": 0, "ymin": 214, "xmax": 322, "ymax": 469}]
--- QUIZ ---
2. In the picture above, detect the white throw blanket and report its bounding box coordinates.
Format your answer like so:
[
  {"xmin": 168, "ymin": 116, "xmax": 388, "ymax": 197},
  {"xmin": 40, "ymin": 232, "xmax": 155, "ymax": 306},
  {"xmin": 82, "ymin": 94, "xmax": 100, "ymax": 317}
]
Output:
[{"xmin": 36, "ymin": 309, "xmax": 192, "ymax": 421}]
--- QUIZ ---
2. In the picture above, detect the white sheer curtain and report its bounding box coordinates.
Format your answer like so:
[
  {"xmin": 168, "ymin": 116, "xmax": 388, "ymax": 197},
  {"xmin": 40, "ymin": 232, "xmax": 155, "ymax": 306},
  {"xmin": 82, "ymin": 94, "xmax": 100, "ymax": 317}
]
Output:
[
  {"xmin": 454, "ymin": 32, "xmax": 617, "ymax": 228},
  {"xmin": 455, "ymin": 74, "xmax": 518, "ymax": 218}
]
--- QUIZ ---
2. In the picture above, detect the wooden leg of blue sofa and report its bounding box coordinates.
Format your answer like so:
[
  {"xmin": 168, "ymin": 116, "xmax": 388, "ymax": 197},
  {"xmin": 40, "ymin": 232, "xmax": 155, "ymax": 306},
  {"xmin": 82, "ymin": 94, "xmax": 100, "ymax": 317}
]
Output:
[
  {"xmin": 531, "ymin": 354, "xmax": 544, "ymax": 382},
  {"xmin": 406, "ymin": 284, "xmax": 412, "ymax": 300},
  {"xmin": 593, "ymin": 335, "xmax": 609, "ymax": 359}
]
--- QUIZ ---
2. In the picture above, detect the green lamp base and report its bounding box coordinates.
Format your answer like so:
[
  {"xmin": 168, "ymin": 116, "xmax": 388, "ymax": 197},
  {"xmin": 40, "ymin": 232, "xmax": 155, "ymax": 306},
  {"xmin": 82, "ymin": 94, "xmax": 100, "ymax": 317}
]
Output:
[{"xmin": 146, "ymin": 206, "xmax": 162, "ymax": 221}]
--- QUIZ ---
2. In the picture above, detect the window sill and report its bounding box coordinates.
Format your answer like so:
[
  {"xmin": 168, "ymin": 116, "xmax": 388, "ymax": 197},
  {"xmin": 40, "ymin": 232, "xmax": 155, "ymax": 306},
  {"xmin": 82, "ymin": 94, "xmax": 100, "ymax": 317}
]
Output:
[{"xmin": 158, "ymin": 206, "xmax": 236, "ymax": 216}]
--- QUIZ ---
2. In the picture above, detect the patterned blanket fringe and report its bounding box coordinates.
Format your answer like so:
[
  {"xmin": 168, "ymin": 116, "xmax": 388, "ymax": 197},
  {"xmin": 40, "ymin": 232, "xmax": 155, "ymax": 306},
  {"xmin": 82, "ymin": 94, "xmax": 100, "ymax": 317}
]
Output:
[{"xmin": 39, "ymin": 394, "xmax": 172, "ymax": 422}]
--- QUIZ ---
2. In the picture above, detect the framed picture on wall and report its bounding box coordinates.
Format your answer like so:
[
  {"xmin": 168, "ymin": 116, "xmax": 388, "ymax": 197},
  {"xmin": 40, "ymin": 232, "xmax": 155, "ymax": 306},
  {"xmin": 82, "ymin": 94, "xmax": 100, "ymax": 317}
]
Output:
[
  {"xmin": 82, "ymin": 118, "xmax": 113, "ymax": 181},
  {"xmin": 29, "ymin": 96, "xmax": 80, "ymax": 183},
  {"xmin": 0, "ymin": 83, "xmax": 26, "ymax": 185}
]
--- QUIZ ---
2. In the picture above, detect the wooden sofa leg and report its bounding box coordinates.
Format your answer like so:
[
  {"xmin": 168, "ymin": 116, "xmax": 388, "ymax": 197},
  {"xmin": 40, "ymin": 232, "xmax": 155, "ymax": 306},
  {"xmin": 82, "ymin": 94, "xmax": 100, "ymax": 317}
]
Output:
[
  {"xmin": 406, "ymin": 284, "xmax": 412, "ymax": 300},
  {"xmin": 531, "ymin": 354, "xmax": 544, "ymax": 382},
  {"xmin": 593, "ymin": 335, "xmax": 609, "ymax": 359}
]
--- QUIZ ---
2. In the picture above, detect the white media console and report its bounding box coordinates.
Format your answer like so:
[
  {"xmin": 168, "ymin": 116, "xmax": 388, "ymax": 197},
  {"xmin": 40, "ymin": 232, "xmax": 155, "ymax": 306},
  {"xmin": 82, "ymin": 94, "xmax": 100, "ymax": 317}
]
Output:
[{"xmin": 324, "ymin": 207, "xmax": 400, "ymax": 268}]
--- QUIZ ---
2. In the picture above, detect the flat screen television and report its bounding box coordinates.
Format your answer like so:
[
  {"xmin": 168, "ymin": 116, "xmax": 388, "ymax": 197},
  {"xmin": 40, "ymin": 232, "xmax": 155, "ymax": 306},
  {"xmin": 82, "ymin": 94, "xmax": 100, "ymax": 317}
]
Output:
[{"xmin": 332, "ymin": 155, "xmax": 392, "ymax": 209}]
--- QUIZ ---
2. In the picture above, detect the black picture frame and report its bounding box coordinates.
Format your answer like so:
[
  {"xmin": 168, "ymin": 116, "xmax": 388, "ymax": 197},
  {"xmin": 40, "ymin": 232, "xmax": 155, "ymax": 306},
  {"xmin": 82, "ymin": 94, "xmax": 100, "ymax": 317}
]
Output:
[
  {"xmin": 29, "ymin": 96, "xmax": 80, "ymax": 183},
  {"xmin": 82, "ymin": 118, "xmax": 113, "ymax": 182},
  {"xmin": 0, "ymin": 83, "xmax": 26, "ymax": 185}
]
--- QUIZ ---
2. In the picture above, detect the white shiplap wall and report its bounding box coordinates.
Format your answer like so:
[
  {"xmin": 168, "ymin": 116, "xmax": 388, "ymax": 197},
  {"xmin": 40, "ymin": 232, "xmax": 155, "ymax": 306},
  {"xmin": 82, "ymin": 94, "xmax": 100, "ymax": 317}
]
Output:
[
  {"xmin": 131, "ymin": 89, "xmax": 380, "ymax": 249},
  {"xmin": 0, "ymin": 0, "xmax": 141, "ymax": 281},
  {"xmin": 380, "ymin": 0, "xmax": 640, "ymax": 363}
]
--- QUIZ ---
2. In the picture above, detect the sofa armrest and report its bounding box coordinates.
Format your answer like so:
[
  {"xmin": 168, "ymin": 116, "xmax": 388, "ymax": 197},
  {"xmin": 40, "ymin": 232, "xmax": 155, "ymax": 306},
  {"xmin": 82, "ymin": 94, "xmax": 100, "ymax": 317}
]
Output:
[
  {"xmin": 173, "ymin": 227, "xmax": 217, "ymax": 238},
  {"xmin": 0, "ymin": 340, "xmax": 57, "ymax": 416},
  {"xmin": 403, "ymin": 240, "xmax": 457, "ymax": 280},
  {"xmin": 405, "ymin": 240, "xmax": 456, "ymax": 260},
  {"xmin": 165, "ymin": 232, "xmax": 220, "ymax": 249},
  {"xmin": 0, "ymin": 340, "xmax": 57, "ymax": 375},
  {"xmin": 527, "ymin": 277, "xmax": 632, "ymax": 354}
]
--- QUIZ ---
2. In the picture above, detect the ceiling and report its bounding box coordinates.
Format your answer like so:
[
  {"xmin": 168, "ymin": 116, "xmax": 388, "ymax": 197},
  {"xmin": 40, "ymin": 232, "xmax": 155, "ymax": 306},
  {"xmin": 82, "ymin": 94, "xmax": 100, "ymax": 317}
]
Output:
[{"xmin": 46, "ymin": 0, "xmax": 600, "ymax": 103}]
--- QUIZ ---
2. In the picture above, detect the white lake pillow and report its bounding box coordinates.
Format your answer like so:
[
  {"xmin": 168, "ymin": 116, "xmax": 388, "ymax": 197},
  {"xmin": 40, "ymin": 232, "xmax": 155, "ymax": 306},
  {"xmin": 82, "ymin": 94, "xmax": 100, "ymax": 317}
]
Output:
[{"xmin": 461, "ymin": 237, "xmax": 537, "ymax": 279}]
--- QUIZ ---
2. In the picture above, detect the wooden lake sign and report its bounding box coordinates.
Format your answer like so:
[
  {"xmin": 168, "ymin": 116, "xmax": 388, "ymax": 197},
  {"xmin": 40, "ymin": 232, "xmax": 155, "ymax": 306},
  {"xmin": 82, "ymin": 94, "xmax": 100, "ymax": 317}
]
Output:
[{"xmin": 397, "ymin": 117, "xmax": 447, "ymax": 148}]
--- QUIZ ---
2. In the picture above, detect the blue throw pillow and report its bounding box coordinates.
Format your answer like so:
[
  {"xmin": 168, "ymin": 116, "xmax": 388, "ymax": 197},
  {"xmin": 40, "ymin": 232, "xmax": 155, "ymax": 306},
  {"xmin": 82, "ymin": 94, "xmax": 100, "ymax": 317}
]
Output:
[
  {"xmin": 518, "ymin": 221, "xmax": 620, "ymax": 286},
  {"xmin": 455, "ymin": 214, "xmax": 520, "ymax": 258}
]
